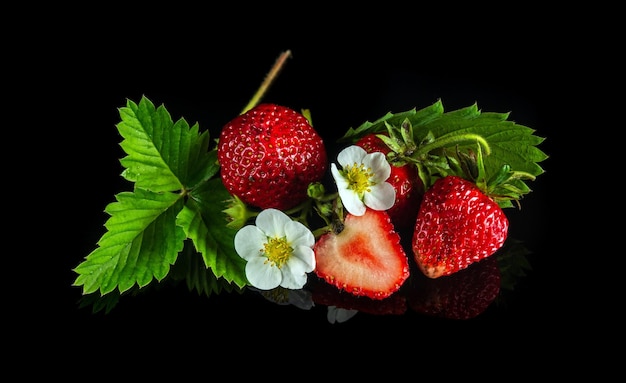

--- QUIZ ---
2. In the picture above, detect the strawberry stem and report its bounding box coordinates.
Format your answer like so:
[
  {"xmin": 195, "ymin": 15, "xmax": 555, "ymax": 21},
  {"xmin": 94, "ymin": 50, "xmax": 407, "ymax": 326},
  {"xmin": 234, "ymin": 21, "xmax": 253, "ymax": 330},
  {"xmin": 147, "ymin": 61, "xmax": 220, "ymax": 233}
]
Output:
[
  {"xmin": 413, "ymin": 133, "xmax": 491, "ymax": 158},
  {"xmin": 240, "ymin": 50, "xmax": 292, "ymax": 114}
]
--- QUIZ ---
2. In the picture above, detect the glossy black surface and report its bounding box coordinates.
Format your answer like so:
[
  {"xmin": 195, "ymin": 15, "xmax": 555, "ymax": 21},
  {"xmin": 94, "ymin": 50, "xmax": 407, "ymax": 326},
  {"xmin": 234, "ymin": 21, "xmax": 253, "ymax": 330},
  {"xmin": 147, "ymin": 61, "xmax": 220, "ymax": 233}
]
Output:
[{"xmin": 40, "ymin": 21, "xmax": 579, "ymax": 347}]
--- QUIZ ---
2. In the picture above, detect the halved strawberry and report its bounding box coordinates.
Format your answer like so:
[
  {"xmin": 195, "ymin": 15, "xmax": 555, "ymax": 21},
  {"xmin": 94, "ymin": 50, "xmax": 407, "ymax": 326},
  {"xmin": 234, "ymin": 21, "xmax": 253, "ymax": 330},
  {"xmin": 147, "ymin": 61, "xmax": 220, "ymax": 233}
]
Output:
[{"xmin": 313, "ymin": 208, "xmax": 410, "ymax": 300}]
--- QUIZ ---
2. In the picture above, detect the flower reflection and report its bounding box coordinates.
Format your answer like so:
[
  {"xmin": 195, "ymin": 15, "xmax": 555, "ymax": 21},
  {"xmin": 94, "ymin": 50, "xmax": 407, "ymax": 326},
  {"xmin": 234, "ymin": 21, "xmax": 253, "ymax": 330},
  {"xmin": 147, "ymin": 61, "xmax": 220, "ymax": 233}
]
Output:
[
  {"xmin": 327, "ymin": 306, "xmax": 358, "ymax": 324},
  {"xmin": 251, "ymin": 286, "xmax": 314, "ymax": 310}
]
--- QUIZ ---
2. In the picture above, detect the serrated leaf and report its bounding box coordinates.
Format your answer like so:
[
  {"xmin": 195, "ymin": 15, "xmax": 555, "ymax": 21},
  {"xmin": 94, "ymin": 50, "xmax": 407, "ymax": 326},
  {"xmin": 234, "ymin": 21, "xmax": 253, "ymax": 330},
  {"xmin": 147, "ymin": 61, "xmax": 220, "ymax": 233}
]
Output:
[
  {"xmin": 117, "ymin": 96, "xmax": 218, "ymax": 192},
  {"xmin": 177, "ymin": 178, "xmax": 248, "ymax": 288},
  {"xmin": 73, "ymin": 188, "xmax": 186, "ymax": 295},
  {"xmin": 415, "ymin": 104, "xmax": 548, "ymax": 177},
  {"xmin": 341, "ymin": 100, "xmax": 548, "ymax": 192},
  {"xmin": 338, "ymin": 100, "xmax": 444, "ymax": 142}
]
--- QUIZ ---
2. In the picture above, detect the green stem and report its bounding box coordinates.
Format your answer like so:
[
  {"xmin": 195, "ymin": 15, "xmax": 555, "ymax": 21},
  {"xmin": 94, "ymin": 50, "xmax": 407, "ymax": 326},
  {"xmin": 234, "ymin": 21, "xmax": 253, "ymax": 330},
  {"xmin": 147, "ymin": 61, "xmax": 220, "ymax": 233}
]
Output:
[
  {"xmin": 413, "ymin": 133, "xmax": 491, "ymax": 157},
  {"xmin": 507, "ymin": 170, "xmax": 536, "ymax": 182},
  {"xmin": 283, "ymin": 198, "xmax": 311, "ymax": 216},
  {"xmin": 312, "ymin": 225, "xmax": 332, "ymax": 238},
  {"xmin": 319, "ymin": 192, "xmax": 339, "ymax": 202},
  {"xmin": 240, "ymin": 50, "xmax": 292, "ymax": 115}
]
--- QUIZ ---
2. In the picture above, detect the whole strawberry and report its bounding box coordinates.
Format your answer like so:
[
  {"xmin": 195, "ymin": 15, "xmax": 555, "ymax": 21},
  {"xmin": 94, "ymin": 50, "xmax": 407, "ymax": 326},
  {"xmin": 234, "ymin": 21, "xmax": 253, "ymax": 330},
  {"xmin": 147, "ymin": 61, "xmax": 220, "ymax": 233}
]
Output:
[
  {"xmin": 412, "ymin": 175, "xmax": 509, "ymax": 278},
  {"xmin": 356, "ymin": 133, "xmax": 423, "ymax": 230},
  {"xmin": 217, "ymin": 103, "xmax": 327, "ymax": 211}
]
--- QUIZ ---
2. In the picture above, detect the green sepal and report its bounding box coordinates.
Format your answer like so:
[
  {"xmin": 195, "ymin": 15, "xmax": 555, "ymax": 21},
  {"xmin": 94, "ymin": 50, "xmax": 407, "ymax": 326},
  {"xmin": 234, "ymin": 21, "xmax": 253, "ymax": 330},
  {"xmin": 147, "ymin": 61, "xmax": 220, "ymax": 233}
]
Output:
[{"xmin": 339, "ymin": 99, "xmax": 548, "ymax": 201}]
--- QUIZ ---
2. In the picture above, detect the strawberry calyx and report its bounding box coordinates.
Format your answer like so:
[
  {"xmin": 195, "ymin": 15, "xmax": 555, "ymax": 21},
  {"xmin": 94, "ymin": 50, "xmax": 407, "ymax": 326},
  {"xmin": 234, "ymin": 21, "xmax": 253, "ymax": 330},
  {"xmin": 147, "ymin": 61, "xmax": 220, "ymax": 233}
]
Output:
[
  {"xmin": 222, "ymin": 179, "xmax": 346, "ymax": 238},
  {"xmin": 371, "ymin": 116, "xmax": 537, "ymax": 208},
  {"xmin": 452, "ymin": 143, "xmax": 536, "ymax": 208},
  {"xmin": 376, "ymin": 119, "xmax": 417, "ymax": 166},
  {"xmin": 222, "ymin": 194, "xmax": 258, "ymax": 230},
  {"xmin": 370, "ymin": 117, "xmax": 493, "ymax": 193}
]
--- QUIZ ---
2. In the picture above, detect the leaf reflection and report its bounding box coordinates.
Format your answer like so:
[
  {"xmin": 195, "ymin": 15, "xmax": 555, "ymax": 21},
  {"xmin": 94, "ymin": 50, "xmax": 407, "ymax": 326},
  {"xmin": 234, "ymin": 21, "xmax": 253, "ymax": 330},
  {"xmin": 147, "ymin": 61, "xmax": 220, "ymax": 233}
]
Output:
[{"xmin": 77, "ymin": 238, "xmax": 531, "ymax": 321}]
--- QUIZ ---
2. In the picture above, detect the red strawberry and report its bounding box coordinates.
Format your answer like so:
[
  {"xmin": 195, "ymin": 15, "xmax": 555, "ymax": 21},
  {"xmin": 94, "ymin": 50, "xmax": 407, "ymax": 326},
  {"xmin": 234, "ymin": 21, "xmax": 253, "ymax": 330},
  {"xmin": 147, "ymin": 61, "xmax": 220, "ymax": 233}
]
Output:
[
  {"xmin": 313, "ymin": 208, "xmax": 410, "ymax": 300},
  {"xmin": 407, "ymin": 255, "xmax": 501, "ymax": 320},
  {"xmin": 355, "ymin": 133, "xmax": 423, "ymax": 230},
  {"xmin": 217, "ymin": 103, "xmax": 327, "ymax": 211},
  {"xmin": 412, "ymin": 175, "xmax": 509, "ymax": 278}
]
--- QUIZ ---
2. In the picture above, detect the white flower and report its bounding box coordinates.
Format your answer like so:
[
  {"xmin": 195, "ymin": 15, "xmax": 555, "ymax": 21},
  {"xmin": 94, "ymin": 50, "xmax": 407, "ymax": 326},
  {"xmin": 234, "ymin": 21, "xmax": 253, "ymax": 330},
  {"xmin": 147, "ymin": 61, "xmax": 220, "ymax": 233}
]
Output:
[
  {"xmin": 234, "ymin": 208, "xmax": 316, "ymax": 290},
  {"xmin": 330, "ymin": 145, "xmax": 396, "ymax": 216}
]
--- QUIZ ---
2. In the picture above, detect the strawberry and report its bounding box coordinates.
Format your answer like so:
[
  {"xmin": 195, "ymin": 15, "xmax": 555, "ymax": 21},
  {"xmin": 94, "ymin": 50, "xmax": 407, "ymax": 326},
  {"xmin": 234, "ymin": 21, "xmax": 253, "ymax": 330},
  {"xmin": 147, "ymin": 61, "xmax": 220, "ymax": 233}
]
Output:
[
  {"xmin": 313, "ymin": 208, "xmax": 410, "ymax": 300},
  {"xmin": 407, "ymin": 255, "xmax": 501, "ymax": 320},
  {"xmin": 355, "ymin": 133, "xmax": 423, "ymax": 230},
  {"xmin": 217, "ymin": 103, "xmax": 327, "ymax": 211},
  {"xmin": 412, "ymin": 175, "xmax": 509, "ymax": 278}
]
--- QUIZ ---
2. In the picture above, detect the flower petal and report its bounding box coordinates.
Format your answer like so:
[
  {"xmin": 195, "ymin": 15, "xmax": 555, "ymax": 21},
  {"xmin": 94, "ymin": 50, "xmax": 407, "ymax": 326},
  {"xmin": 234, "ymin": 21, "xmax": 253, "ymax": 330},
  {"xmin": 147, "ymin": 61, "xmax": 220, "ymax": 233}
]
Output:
[
  {"xmin": 284, "ymin": 220, "xmax": 315, "ymax": 248},
  {"xmin": 234, "ymin": 226, "xmax": 266, "ymax": 261},
  {"xmin": 245, "ymin": 257, "xmax": 282, "ymax": 290},
  {"xmin": 255, "ymin": 208, "xmax": 290, "ymax": 237},
  {"xmin": 331, "ymin": 163, "xmax": 349, "ymax": 189},
  {"xmin": 279, "ymin": 260, "xmax": 309, "ymax": 289},
  {"xmin": 339, "ymin": 187, "xmax": 366, "ymax": 216},
  {"xmin": 364, "ymin": 182, "xmax": 396, "ymax": 211},
  {"xmin": 290, "ymin": 245, "xmax": 316, "ymax": 273},
  {"xmin": 337, "ymin": 145, "xmax": 367, "ymax": 167},
  {"xmin": 364, "ymin": 152, "xmax": 391, "ymax": 182}
]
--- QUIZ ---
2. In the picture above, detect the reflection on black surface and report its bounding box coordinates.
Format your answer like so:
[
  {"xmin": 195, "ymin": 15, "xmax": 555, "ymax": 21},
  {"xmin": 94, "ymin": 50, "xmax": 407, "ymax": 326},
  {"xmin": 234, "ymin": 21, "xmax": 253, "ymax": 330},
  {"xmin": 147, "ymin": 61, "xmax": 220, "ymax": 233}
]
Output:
[
  {"xmin": 78, "ymin": 237, "xmax": 531, "ymax": 322},
  {"xmin": 258, "ymin": 237, "xmax": 531, "ymax": 322},
  {"xmin": 407, "ymin": 255, "xmax": 501, "ymax": 320}
]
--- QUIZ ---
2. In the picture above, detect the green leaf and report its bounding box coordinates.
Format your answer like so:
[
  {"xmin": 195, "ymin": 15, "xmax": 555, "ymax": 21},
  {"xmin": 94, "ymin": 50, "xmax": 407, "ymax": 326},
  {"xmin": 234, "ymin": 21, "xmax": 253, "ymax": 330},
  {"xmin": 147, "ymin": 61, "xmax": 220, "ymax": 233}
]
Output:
[
  {"xmin": 416, "ymin": 104, "xmax": 548, "ymax": 178},
  {"xmin": 177, "ymin": 178, "xmax": 248, "ymax": 288},
  {"xmin": 73, "ymin": 188, "xmax": 186, "ymax": 295},
  {"xmin": 339, "ymin": 100, "xmax": 548, "ymax": 191},
  {"xmin": 117, "ymin": 96, "xmax": 218, "ymax": 192},
  {"xmin": 338, "ymin": 100, "xmax": 444, "ymax": 142}
]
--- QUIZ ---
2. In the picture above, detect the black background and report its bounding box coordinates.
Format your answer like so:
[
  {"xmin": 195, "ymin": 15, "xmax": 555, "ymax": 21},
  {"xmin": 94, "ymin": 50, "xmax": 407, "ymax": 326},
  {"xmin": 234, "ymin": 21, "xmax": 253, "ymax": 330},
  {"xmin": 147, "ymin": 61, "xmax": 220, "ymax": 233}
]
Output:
[{"xmin": 21, "ymin": 5, "xmax": 602, "ymax": 361}]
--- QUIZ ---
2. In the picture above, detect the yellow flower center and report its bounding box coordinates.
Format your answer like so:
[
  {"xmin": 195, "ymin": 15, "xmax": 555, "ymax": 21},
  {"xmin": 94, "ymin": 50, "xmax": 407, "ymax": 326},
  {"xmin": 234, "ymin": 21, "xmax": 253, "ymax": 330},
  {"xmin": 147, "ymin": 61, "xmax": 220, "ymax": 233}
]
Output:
[
  {"xmin": 344, "ymin": 162, "xmax": 374, "ymax": 197},
  {"xmin": 263, "ymin": 236, "xmax": 292, "ymax": 268}
]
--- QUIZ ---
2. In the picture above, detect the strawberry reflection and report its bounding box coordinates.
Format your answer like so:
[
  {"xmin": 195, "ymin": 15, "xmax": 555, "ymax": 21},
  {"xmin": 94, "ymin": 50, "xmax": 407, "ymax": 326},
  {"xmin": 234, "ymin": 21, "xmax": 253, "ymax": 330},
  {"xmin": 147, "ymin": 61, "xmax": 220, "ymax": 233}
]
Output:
[
  {"xmin": 253, "ymin": 237, "xmax": 531, "ymax": 322},
  {"xmin": 308, "ymin": 276, "xmax": 407, "ymax": 317},
  {"xmin": 406, "ymin": 255, "xmax": 501, "ymax": 320}
]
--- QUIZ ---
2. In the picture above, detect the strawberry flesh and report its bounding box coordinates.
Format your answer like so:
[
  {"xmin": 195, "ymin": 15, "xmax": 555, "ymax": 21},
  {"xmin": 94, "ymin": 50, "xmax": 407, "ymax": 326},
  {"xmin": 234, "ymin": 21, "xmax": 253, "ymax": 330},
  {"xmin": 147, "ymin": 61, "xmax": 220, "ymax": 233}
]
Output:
[{"xmin": 313, "ymin": 208, "xmax": 410, "ymax": 300}]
